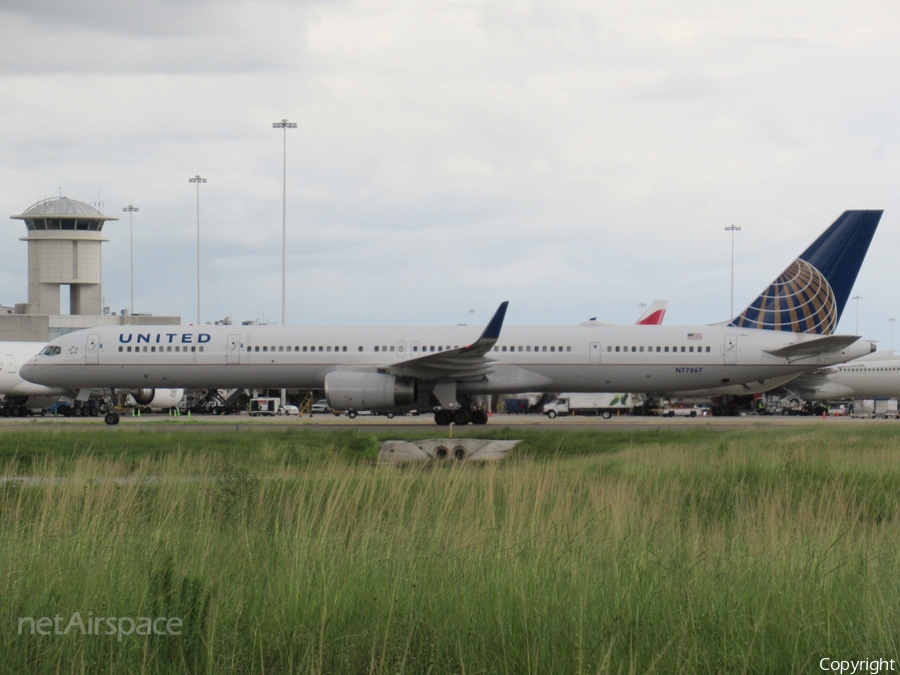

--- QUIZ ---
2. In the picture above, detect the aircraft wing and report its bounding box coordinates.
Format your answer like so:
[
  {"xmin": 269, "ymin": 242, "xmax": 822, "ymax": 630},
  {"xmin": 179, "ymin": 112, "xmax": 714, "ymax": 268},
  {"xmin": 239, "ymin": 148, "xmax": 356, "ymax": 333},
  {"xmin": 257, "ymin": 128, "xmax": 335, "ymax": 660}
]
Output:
[
  {"xmin": 387, "ymin": 301, "xmax": 508, "ymax": 381},
  {"xmin": 763, "ymin": 334, "xmax": 861, "ymax": 359}
]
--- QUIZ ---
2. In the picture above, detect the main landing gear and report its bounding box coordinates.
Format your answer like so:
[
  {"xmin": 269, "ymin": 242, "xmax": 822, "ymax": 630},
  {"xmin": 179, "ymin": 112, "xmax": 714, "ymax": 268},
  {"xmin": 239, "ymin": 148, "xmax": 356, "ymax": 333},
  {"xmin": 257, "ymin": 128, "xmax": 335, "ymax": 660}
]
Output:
[
  {"xmin": 1, "ymin": 405, "xmax": 34, "ymax": 417},
  {"xmin": 433, "ymin": 409, "xmax": 488, "ymax": 426}
]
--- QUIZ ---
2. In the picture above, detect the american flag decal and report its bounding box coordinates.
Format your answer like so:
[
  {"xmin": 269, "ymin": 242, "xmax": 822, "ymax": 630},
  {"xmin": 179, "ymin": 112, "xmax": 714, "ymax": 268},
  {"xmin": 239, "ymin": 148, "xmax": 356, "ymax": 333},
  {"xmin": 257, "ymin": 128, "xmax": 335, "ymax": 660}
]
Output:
[{"xmin": 687, "ymin": 333, "xmax": 702, "ymax": 340}]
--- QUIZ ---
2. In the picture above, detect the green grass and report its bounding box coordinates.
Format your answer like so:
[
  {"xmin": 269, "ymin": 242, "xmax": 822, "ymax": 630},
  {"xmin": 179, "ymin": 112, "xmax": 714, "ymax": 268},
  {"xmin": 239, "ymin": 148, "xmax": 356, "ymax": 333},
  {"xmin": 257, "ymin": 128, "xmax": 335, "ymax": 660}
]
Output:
[{"xmin": 2, "ymin": 425, "xmax": 900, "ymax": 673}]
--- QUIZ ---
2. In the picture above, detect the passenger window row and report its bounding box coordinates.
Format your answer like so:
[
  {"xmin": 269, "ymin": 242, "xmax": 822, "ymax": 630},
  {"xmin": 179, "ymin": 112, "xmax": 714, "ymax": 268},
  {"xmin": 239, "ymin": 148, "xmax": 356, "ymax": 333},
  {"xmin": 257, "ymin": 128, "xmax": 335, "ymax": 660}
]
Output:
[
  {"xmin": 116, "ymin": 344, "xmax": 466, "ymax": 356},
  {"xmin": 114, "ymin": 343, "xmax": 710, "ymax": 356},
  {"xmin": 494, "ymin": 346, "xmax": 572, "ymax": 353},
  {"xmin": 248, "ymin": 345, "xmax": 458, "ymax": 354},
  {"xmin": 119, "ymin": 346, "xmax": 204, "ymax": 353},
  {"xmin": 607, "ymin": 345, "xmax": 711, "ymax": 353},
  {"xmin": 253, "ymin": 345, "xmax": 348, "ymax": 353}
]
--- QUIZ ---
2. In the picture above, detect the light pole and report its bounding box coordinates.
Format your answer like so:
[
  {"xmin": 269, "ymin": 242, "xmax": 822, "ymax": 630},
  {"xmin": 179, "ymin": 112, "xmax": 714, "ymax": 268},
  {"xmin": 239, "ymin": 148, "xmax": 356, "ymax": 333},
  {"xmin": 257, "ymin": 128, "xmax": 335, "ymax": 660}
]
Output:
[
  {"xmin": 852, "ymin": 295, "xmax": 862, "ymax": 334},
  {"xmin": 637, "ymin": 302, "xmax": 647, "ymax": 319},
  {"xmin": 122, "ymin": 205, "xmax": 139, "ymax": 315},
  {"xmin": 189, "ymin": 175, "xmax": 207, "ymax": 324},
  {"xmin": 725, "ymin": 225, "xmax": 741, "ymax": 318},
  {"xmin": 273, "ymin": 119, "xmax": 297, "ymax": 327},
  {"xmin": 890, "ymin": 317, "xmax": 896, "ymax": 351},
  {"xmin": 469, "ymin": 309, "xmax": 476, "ymax": 325},
  {"xmin": 273, "ymin": 120, "xmax": 297, "ymax": 409}
]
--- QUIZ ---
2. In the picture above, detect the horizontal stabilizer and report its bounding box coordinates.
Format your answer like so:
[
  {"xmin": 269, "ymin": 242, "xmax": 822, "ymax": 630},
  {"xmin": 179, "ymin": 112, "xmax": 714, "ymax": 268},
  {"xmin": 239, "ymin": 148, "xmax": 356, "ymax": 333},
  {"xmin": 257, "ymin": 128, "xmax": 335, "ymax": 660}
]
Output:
[{"xmin": 763, "ymin": 334, "xmax": 862, "ymax": 359}]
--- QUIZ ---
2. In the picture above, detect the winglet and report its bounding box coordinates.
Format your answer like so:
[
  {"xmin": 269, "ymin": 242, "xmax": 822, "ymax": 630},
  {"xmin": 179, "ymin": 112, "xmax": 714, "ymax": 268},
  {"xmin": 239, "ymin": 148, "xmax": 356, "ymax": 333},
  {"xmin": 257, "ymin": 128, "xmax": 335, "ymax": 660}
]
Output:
[
  {"xmin": 458, "ymin": 301, "xmax": 508, "ymax": 355},
  {"xmin": 480, "ymin": 301, "xmax": 509, "ymax": 341},
  {"xmin": 387, "ymin": 301, "xmax": 510, "ymax": 379}
]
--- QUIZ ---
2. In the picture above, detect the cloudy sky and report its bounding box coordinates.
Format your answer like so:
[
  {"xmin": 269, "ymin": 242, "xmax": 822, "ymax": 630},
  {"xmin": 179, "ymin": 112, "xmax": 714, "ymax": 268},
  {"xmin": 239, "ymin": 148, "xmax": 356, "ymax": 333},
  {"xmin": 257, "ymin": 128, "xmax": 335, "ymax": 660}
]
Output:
[{"xmin": 1, "ymin": 0, "xmax": 898, "ymax": 344}]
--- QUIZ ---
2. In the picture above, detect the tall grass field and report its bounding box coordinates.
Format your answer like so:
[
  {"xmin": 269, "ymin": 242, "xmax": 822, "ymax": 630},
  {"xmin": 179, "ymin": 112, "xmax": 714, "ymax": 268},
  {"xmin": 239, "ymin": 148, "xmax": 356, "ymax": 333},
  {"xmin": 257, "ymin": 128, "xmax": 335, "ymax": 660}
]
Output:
[{"xmin": 1, "ymin": 425, "xmax": 899, "ymax": 673}]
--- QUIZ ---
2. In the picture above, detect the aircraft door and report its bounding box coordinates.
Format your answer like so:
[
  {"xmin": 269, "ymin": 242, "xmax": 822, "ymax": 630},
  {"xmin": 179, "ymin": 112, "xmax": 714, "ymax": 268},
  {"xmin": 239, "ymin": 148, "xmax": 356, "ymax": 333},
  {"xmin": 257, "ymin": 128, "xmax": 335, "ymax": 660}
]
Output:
[
  {"xmin": 724, "ymin": 334, "xmax": 738, "ymax": 365},
  {"xmin": 396, "ymin": 341, "xmax": 406, "ymax": 359},
  {"xmin": 86, "ymin": 334, "xmax": 100, "ymax": 365},
  {"xmin": 589, "ymin": 342, "xmax": 602, "ymax": 364},
  {"xmin": 6, "ymin": 354, "xmax": 15, "ymax": 374},
  {"xmin": 227, "ymin": 334, "xmax": 241, "ymax": 365}
]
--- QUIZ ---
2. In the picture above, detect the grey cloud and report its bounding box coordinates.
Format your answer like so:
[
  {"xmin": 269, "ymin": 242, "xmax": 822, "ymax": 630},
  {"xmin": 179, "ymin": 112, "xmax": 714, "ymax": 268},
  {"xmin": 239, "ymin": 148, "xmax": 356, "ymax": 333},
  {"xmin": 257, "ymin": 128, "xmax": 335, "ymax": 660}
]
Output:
[
  {"xmin": 634, "ymin": 71, "xmax": 717, "ymax": 101},
  {"xmin": 0, "ymin": 0, "xmax": 319, "ymax": 74},
  {"xmin": 1, "ymin": 0, "xmax": 899, "ymax": 338},
  {"xmin": 0, "ymin": 0, "xmax": 237, "ymax": 38}
]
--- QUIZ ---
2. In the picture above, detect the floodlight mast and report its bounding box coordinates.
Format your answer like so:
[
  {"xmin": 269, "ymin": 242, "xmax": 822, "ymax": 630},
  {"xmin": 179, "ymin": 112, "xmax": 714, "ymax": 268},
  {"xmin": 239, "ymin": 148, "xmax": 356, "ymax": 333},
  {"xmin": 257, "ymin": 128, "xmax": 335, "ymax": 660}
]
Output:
[
  {"xmin": 189, "ymin": 175, "xmax": 207, "ymax": 324},
  {"xmin": 725, "ymin": 224, "xmax": 741, "ymax": 318},
  {"xmin": 272, "ymin": 119, "xmax": 297, "ymax": 327},
  {"xmin": 273, "ymin": 119, "xmax": 297, "ymax": 410},
  {"xmin": 122, "ymin": 205, "xmax": 139, "ymax": 315}
]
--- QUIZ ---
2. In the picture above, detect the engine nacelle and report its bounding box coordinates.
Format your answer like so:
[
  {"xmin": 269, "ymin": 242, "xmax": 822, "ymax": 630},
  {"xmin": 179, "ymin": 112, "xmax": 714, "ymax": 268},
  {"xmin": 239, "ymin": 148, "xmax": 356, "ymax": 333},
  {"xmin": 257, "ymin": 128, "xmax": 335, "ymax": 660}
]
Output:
[
  {"xmin": 124, "ymin": 388, "xmax": 185, "ymax": 410},
  {"xmin": 325, "ymin": 372, "xmax": 417, "ymax": 411},
  {"xmin": 129, "ymin": 389, "xmax": 156, "ymax": 406}
]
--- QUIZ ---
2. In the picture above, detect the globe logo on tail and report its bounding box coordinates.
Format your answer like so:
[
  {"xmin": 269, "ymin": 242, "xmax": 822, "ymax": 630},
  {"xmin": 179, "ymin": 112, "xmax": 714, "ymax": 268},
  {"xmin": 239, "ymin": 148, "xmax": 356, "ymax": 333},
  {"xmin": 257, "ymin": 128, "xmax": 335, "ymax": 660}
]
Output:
[{"xmin": 730, "ymin": 259, "xmax": 838, "ymax": 335}]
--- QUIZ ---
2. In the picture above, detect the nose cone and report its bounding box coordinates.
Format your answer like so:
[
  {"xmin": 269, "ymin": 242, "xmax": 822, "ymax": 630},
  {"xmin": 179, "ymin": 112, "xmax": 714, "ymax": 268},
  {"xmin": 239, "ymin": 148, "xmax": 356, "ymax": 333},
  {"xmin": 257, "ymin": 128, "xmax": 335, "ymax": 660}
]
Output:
[{"xmin": 19, "ymin": 360, "xmax": 38, "ymax": 384}]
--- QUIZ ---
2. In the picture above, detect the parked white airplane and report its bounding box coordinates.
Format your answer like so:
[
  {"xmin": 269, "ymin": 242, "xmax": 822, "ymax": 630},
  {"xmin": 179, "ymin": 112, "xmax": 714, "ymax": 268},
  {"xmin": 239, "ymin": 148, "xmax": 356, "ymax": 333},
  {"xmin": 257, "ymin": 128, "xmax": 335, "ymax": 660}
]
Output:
[
  {"xmin": 0, "ymin": 341, "xmax": 183, "ymax": 417},
  {"xmin": 21, "ymin": 210, "xmax": 883, "ymax": 426},
  {"xmin": 1, "ymin": 303, "xmax": 667, "ymax": 419},
  {"xmin": 0, "ymin": 343, "xmax": 67, "ymax": 416},
  {"xmin": 777, "ymin": 351, "xmax": 900, "ymax": 402}
]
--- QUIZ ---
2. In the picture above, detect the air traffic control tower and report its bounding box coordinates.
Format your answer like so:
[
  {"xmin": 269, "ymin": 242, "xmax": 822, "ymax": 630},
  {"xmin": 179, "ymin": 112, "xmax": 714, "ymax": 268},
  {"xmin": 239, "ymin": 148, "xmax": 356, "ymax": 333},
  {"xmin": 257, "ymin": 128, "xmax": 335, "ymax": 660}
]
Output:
[
  {"xmin": 1, "ymin": 196, "xmax": 180, "ymax": 341},
  {"xmin": 11, "ymin": 197, "xmax": 114, "ymax": 316}
]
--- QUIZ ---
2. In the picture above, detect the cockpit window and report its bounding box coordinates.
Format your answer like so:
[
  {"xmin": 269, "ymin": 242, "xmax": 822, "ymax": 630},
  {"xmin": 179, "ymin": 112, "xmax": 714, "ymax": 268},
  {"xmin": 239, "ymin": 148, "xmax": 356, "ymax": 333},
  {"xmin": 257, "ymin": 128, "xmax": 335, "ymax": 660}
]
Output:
[{"xmin": 39, "ymin": 346, "xmax": 61, "ymax": 356}]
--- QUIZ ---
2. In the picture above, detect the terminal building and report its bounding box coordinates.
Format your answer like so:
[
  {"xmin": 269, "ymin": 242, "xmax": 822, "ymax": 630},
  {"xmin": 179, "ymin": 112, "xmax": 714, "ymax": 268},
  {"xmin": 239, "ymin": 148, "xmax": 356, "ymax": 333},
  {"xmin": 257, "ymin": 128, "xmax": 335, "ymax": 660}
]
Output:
[{"xmin": 1, "ymin": 196, "xmax": 180, "ymax": 342}]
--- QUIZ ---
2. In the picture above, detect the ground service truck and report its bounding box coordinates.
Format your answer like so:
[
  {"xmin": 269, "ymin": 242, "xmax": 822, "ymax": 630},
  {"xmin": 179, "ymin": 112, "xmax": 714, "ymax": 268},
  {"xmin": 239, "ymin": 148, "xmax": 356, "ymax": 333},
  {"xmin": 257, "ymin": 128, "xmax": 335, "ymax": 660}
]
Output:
[{"xmin": 543, "ymin": 393, "xmax": 635, "ymax": 419}]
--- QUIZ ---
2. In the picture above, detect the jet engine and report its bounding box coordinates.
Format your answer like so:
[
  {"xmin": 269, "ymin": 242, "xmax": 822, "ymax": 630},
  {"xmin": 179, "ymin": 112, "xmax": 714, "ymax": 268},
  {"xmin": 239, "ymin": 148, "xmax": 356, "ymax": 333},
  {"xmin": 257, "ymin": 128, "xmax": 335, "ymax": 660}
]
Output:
[
  {"xmin": 129, "ymin": 389, "xmax": 156, "ymax": 406},
  {"xmin": 124, "ymin": 388, "xmax": 185, "ymax": 410},
  {"xmin": 325, "ymin": 372, "xmax": 417, "ymax": 411}
]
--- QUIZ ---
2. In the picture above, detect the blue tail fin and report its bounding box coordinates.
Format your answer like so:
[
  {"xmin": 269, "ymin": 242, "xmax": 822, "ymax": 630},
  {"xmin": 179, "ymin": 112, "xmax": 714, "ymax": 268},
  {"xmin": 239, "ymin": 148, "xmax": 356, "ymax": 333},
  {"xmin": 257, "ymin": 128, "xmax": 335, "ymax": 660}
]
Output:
[{"xmin": 729, "ymin": 210, "xmax": 882, "ymax": 334}]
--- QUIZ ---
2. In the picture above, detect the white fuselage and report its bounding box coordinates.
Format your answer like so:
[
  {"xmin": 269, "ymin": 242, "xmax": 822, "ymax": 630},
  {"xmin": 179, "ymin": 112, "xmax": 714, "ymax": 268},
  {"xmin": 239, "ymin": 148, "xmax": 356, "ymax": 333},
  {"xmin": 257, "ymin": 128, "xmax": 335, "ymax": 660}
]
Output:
[
  {"xmin": 0, "ymin": 342, "xmax": 66, "ymax": 397},
  {"xmin": 22, "ymin": 323, "xmax": 875, "ymax": 398}
]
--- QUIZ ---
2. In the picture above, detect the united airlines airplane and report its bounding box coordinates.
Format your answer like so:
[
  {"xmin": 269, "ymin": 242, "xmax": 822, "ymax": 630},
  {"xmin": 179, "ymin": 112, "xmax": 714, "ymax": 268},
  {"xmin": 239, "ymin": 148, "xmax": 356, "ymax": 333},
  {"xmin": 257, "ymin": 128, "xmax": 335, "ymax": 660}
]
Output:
[{"xmin": 21, "ymin": 210, "xmax": 883, "ymax": 426}]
